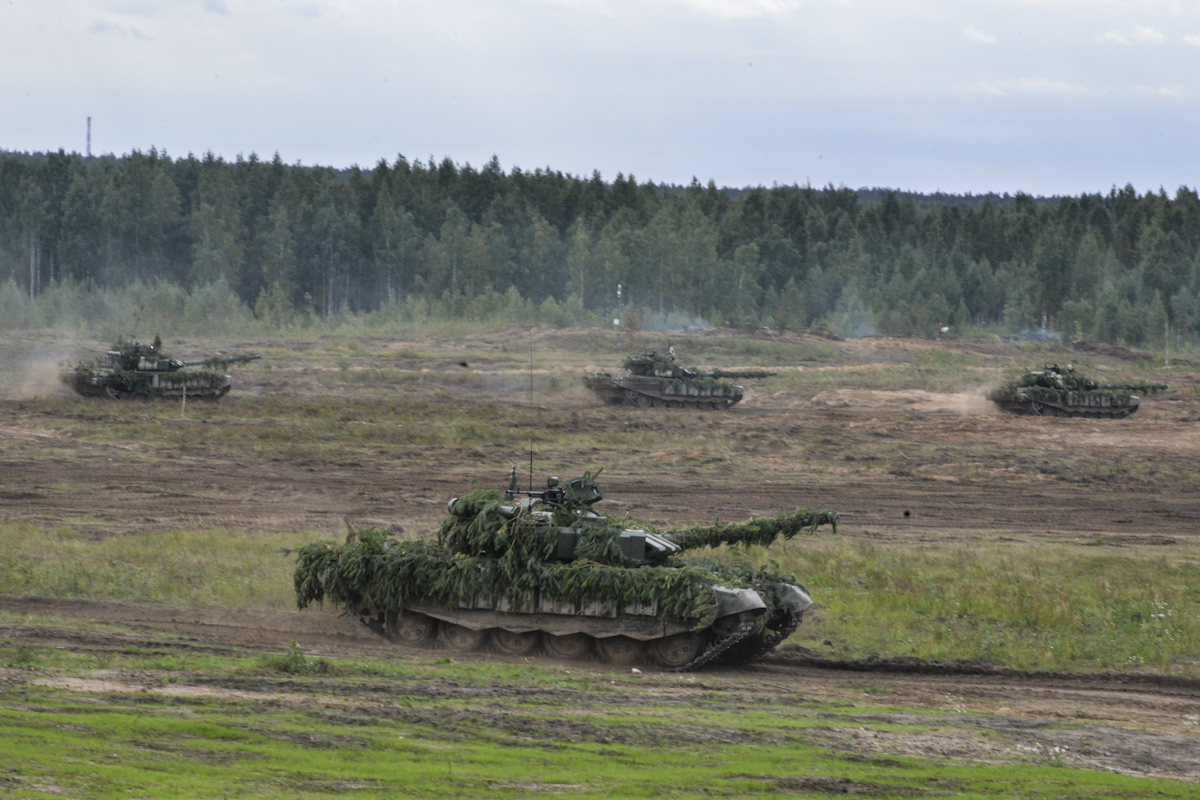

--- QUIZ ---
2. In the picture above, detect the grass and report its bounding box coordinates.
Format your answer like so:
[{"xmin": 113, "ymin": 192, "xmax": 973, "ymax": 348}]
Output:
[
  {"xmin": 765, "ymin": 538, "xmax": 1200, "ymax": 674},
  {"xmin": 4, "ymin": 520, "xmax": 1200, "ymax": 676},
  {"xmin": 0, "ymin": 523, "xmax": 308, "ymax": 609},
  {"xmin": 0, "ymin": 641, "xmax": 1194, "ymax": 799}
]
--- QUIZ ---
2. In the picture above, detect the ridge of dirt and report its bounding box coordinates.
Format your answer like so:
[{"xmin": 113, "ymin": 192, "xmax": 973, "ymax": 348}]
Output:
[{"xmin": 768, "ymin": 646, "xmax": 1200, "ymax": 692}]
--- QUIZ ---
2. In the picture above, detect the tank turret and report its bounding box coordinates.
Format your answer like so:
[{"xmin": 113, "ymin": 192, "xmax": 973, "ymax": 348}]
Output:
[
  {"xmin": 585, "ymin": 347, "xmax": 777, "ymax": 409},
  {"xmin": 293, "ymin": 467, "xmax": 837, "ymax": 670},
  {"xmin": 61, "ymin": 335, "xmax": 260, "ymax": 400},
  {"xmin": 988, "ymin": 363, "xmax": 1167, "ymax": 418}
]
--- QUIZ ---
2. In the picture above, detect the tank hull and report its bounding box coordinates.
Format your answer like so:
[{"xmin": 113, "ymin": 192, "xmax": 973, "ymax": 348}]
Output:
[
  {"xmin": 992, "ymin": 390, "xmax": 1140, "ymax": 419},
  {"xmin": 585, "ymin": 375, "xmax": 745, "ymax": 409},
  {"xmin": 346, "ymin": 583, "xmax": 809, "ymax": 670},
  {"xmin": 63, "ymin": 370, "xmax": 233, "ymax": 400}
]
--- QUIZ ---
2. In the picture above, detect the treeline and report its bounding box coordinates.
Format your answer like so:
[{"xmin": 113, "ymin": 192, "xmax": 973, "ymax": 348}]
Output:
[{"xmin": 3, "ymin": 147, "xmax": 1200, "ymax": 345}]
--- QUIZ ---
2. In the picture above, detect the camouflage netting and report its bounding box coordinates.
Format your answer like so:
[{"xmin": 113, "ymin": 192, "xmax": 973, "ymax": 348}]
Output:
[
  {"xmin": 661, "ymin": 508, "xmax": 840, "ymax": 551},
  {"xmin": 623, "ymin": 352, "xmax": 677, "ymax": 376},
  {"xmin": 660, "ymin": 376, "xmax": 740, "ymax": 395},
  {"xmin": 293, "ymin": 489, "xmax": 838, "ymax": 632},
  {"xmin": 620, "ymin": 351, "xmax": 776, "ymax": 381}
]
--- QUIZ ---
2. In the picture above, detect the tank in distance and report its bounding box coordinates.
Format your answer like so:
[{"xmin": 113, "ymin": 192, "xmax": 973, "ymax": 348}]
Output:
[
  {"xmin": 988, "ymin": 363, "xmax": 1167, "ymax": 419},
  {"xmin": 61, "ymin": 335, "xmax": 260, "ymax": 400},
  {"xmin": 585, "ymin": 346, "xmax": 777, "ymax": 409}
]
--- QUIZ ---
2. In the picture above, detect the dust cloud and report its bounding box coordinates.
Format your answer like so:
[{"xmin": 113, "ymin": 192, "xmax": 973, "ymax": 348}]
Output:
[
  {"xmin": 810, "ymin": 388, "xmax": 998, "ymax": 415},
  {"xmin": 0, "ymin": 349, "xmax": 75, "ymax": 400}
]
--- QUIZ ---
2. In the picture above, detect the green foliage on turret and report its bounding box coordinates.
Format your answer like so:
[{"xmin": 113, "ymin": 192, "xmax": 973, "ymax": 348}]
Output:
[{"xmin": 623, "ymin": 352, "xmax": 678, "ymax": 376}]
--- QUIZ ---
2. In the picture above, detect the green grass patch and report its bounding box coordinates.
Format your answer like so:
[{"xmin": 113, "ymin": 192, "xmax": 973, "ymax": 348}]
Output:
[
  {"xmin": 0, "ymin": 645, "xmax": 1194, "ymax": 799},
  {"xmin": 0, "ymin": 523, "xmax": 309, "ymax": 609},
  {"xmin": 755, "ymin": 538, "xmax": 1200, "ymax": 674}
]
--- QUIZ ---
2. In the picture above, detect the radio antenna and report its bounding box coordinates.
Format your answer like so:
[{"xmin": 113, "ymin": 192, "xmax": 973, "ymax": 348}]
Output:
[
  {"xmin": 527, "ymin": 325, "xmax": 535, "ymax": 491},
  {"xmin": 530, "ymin": 323, "xmax": 540, "ymax": 491}
]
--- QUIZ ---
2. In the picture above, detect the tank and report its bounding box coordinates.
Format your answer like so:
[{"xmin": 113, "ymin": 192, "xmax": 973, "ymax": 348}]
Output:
[
  {"xmin": 584, "ymin": 347, "xmax": 777, "ymax": 409},
  {"xmin": 293, "ymin": 468, "xmax": 838, "ymax": 670},
  {"xmin": 988, "ymin": 364, "xmax": 1167, "ymax": 418},
  {"xmin": 61, "ymin": 335, "xmax": 260, "ymax": 400}
]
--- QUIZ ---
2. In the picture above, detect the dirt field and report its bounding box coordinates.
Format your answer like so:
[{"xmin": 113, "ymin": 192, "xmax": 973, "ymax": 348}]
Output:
[{"xmin": 3, "ymin": 327, "xmax": 1200, "ymax": 785}]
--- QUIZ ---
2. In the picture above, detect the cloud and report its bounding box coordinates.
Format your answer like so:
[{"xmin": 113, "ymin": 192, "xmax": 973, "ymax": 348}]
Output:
[
  {"xmin": 963, "ymin": 26, "xmax": 998, "ymax": 44},
  {"xmin": 201, "ymin": 0, "xmax": 231, "ymax": 15},
  {"xmin": 973, "ymin": 78, "xmax": 1088, "ymax": 95},
  {"xmin": 1136, "ymin": 85, "xmax": 1185, "ymax": 96},
  {"xmin": 88, "ymin": 18, "xmax": 123, "ymax": 35},
  {"xmin": 87, "ymin": 17, "xmax": 153, "ymax": 39},
  {"xmin": 1097, "ymin": 25, "xmax": 1166, "ymax": 44},
  {"xmin": 665, "ymin": 0, "xmax": 802, "ymax": 19},
  {"xmin": 1185, "ymin": 34, "xmax": 1200, "ymax": 47}
]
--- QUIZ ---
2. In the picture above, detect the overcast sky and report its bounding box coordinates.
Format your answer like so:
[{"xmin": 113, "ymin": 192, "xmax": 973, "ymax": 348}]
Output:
[{"xmin": 3, "ymin": 0, "xmax": 1199, "ymax": 195}]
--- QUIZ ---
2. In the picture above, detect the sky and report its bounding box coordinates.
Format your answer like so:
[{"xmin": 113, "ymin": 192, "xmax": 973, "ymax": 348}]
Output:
[{"xmin": 2, "ymin": 0, "xmax": 1199, "ymax": 195}]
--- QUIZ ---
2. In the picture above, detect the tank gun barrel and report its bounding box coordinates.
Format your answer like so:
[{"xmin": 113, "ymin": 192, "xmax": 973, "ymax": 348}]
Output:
[
  {"xmin": 705, "ymin": 368, "xmax": 777, "ymax": 379},
  {"xmin": 662, "ymin": 508, "xmax": 840, "ymax": 551},
  {"xmin": 180, "ymin": 354, "xmax": 262, "ymax": 368}
]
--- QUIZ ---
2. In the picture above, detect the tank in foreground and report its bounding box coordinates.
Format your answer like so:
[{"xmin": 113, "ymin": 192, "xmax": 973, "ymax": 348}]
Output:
[
  {"xmin": 584, "ymin": 348, "xmax": 776, "ymax": 409},
  {"xmin": 294, "ymin": 468, "xmax": 838, "ymax": 670},
  {"xmin": 61, "ymin": 336, "xmax": 260, "ymax": 400},
  {"xmin": 988, "ymin": 364, "xmax": 1166, "ymax": 419}
]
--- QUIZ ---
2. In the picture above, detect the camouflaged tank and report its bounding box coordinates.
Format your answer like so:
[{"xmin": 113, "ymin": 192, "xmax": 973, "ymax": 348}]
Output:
[
  {"xmin": 584, "ymin": 348, "xmax": 776, "ymax": 409},
  {"xmin": 61, "ymin": 336, "xmax": 260, "ymax": 400},
  {"xmin": 293, "ymin": 468, "xmax": 838, "ymax": 670},
  {"xmin": 988, "ymin": 364, "xmax": 1167, "ymax": 418}
]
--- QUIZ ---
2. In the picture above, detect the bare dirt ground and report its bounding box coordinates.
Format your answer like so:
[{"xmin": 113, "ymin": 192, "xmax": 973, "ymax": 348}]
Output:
[
  {"xmin": 5, "ymin": 392, "xmax": 1200, "ymax": 546},
  {"xmin": 3, "ymin": 328, "xmax": 1200, "ymax": 780}
]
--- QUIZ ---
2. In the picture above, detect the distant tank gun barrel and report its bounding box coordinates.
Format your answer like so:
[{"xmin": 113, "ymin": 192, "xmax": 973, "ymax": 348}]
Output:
[
  {"xmin": 181, "ymin": 354, "xmax": 262, "ymax": 368},
  {"xmin": 705, "ymin": 368, "xmax": 777, "ymax": 379}
]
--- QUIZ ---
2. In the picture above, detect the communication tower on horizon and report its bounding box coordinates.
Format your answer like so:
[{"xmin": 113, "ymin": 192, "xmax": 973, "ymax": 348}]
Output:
[{"xmin": 86, "ymin": 117, "xmax": 91, "ymax": 157}]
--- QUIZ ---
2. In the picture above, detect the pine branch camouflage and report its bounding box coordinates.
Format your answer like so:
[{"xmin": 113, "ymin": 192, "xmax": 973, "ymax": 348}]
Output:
[{"xmin": 292, "ymin": 482, "xmax": 838, "ymax": 633}]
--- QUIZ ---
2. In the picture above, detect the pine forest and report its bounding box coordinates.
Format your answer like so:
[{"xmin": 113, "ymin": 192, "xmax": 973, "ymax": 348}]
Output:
[{"xmin": 3, "ymin": 147, "xmax": 1200, "ymax": 346}]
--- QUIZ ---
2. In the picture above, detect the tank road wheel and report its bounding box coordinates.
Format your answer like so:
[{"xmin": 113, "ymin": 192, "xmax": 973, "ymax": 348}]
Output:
[
  {"xmin": 544, "ymin": 632, "xmax": 591, "ymax": 660},
  {"xmin": 439, "ymin": 622, "xmax": 486, "ymax": 653},
  {"xmin": 385, "ymin": 610, "xmax": 437, "ymax": 647},
  {"xmin": 491, "ymin": 628, "xmax": 540, "ymax": 656},
  {"xmin": 650, "ymin": 632, "xmax": 705, "ymax": 669},
  {"xmin": 595, "ymin": 635, "xmax": 644, "ymax": 665},
  {"xmin": 105, "ymin": 387, "xmax": 123, "ymax": 400},
  {"xmin": 635, "ymin": 394, "xmax": 654, "ymax": 409}
]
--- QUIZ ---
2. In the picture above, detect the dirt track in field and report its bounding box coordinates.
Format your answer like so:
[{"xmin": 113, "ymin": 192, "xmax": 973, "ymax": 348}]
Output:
[{"xmin": 3, "ymin": 593, "xmax": 1200, "ymax": 781}]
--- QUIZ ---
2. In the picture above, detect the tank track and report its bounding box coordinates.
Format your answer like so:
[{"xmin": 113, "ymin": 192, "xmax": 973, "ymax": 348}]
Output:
[
  {"xmin": 346, "ymin": 602, "xmax": 756, "ymax": 672},
  {"xmin": 1027, "ymin": 401, "xmax": 1137, "ymax": 419},
  {"xmin": 673, "ymin": 613, "xmax": 754, "ymax": 672},
  {"xmin": 720, "ymin": 613, "xmax": 802, "ymax": 666},
  {"xmin": 620, "ymin": 390, "xmax": 739, "ymax": 410},
  {"xmin": 994, "ymin": 399, "xmax": 1139, "ymax": 419}
]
